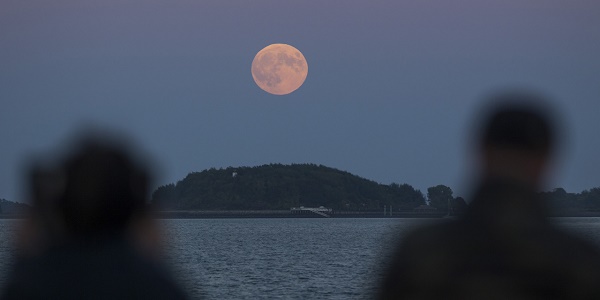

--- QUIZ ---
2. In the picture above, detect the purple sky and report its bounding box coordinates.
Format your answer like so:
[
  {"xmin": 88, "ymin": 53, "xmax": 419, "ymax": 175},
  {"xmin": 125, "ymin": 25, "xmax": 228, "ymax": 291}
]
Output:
[{"xmin": 1, "ymin": 0, "xmax": 599, "ymax": 202}]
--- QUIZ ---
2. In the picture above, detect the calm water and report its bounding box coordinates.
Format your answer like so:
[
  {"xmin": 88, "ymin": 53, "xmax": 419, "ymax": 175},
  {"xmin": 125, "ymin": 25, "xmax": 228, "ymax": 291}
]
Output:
[
  {"xmin": 0, "ymin": 220, "xmax": 19, "ymax": 290},
  {"xmin": 3, "ymin": 218, "xmax": 600, "ymax": 299},
  {"xmin": 162, "ymin": 218, "xmax": 426, "ymax": 299}
]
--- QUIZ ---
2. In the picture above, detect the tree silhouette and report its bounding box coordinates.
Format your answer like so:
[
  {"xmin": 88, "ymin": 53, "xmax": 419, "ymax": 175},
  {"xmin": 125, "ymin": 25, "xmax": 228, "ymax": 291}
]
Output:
[{"xmin": 427, "ymin": 185, "xmax": 454, "ymax": 212}]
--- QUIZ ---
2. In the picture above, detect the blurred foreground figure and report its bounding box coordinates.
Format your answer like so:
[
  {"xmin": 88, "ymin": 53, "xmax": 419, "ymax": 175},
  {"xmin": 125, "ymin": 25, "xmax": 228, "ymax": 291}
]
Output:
[
  {"xmin": 1, "ymin": 135, "xmax": 188, "ymax": 299},
  {"xmin": 378, "ymin": 92, "xmax": 600, "ymax": 299}
]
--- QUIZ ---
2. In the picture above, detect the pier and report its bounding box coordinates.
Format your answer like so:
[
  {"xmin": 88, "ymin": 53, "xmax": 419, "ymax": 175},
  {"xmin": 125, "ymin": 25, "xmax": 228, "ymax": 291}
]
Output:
[{"xmin": 290, "ymin": 206, "xmax": 332, "ymax": 217}]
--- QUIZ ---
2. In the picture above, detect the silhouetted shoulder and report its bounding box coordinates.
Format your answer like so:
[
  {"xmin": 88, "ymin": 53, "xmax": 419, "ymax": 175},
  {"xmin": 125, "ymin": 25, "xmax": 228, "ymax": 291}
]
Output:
[
  {"xmin": 378, "ymin": 220, "xmax": 467, "ymax": 299},
  {"xmin": 1, "ymin": 237, "xmax": 188, "ymax": 300},
  {"xmin": 379, "ymin": 218, "xmax": 600, "ymax": 300}
]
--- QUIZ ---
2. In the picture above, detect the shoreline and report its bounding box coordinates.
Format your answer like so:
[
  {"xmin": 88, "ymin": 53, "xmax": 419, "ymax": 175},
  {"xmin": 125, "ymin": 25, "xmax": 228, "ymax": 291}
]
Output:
[
  {"xmin": 152, "ymin": 210, "xmax": 600, "ymax": 219},
  {"xmin": 3, "ymin": 211, "xmax": 600, "ymax": 219},
  {"xmin": 153, "ymin": 211, "xmax": 447, "ymax": 219}
]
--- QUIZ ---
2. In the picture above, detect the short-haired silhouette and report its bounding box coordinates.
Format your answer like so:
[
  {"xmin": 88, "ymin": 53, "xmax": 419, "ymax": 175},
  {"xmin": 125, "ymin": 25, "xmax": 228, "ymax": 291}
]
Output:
[
  {"xmin": 378, "ymin": 91, "xmax": 600, "ymax": 299},
  {"xmin": 1, "ymin": 135, "xmax": 188, "ymax": 299}
]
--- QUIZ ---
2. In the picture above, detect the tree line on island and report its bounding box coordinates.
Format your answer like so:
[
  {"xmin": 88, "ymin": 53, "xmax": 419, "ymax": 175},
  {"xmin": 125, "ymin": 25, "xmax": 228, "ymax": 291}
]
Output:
[
  {"xmin": 1, "ymin": 163, "xmax": 598, "ymax": 215},
  {"xmin": 0, "ymin": 198, "xmax": 30, "ymax": 215},
  {"xmin": 151, "ymin": 163, "xmax": 600, "ymax": 214}
]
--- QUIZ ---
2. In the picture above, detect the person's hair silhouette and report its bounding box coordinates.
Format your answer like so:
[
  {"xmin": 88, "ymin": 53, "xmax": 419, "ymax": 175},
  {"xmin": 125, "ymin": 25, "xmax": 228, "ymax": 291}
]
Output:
[
  {"xmin": 476, "ymin": 92, "xmax": 556, "ymax": 188},
  {"xmin": 59, "ymin": 139, "xmax": 149, "ymax": 236},
  {"xmin": 378, "ymin": 90, "xmax": 600, "ymax": 299}
]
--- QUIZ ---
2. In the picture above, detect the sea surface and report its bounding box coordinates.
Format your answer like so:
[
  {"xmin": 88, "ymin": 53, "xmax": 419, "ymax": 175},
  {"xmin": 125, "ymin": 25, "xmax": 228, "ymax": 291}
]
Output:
[{"xmin": 3, "ymin": 218, "xmax": 600, "ymax": 299}]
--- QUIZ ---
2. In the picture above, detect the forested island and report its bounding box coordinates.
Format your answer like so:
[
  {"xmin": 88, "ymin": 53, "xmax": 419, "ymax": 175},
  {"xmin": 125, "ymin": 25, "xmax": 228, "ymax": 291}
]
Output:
[
  {"xmin": 151, "ymin": 163, "xmax": 600, "ymax": 216},
  {"xmin": 2, "ymin": 164, "xmax": 599, "ymax": 218},
  {"xmin": 153, "ymin": 164, "xmax": 426, "ymax": 211}
]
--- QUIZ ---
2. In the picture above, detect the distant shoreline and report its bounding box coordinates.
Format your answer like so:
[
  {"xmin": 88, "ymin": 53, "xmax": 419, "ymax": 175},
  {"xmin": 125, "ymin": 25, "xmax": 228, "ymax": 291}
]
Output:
[
  {"xmin": 153, "ymin": 210, "xmax": 447, "ymax": 219},
  {"xmin": 152, "ymin": 210, "xmax": 600, "ymax": 219},
  {"xmin": 3, "ymin": 211, "xmax": 600, "ymax": 220}
]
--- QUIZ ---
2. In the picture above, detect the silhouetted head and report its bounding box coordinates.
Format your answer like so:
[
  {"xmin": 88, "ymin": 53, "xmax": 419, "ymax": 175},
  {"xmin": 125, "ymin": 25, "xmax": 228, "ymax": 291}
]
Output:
[
  {"xmin": 477, "ymin": 91, "xmax": 557, "ymax": 186},
  {"xmin": 57, "ymin": 137, "xmax": 150, "ymax": 237}
]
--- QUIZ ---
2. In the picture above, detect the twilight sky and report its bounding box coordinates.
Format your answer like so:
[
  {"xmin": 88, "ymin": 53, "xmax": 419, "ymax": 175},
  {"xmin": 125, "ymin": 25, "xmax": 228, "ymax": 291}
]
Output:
[{"xmin": 1, "ymin": 0, "xmax": 599, "ymax": 202}]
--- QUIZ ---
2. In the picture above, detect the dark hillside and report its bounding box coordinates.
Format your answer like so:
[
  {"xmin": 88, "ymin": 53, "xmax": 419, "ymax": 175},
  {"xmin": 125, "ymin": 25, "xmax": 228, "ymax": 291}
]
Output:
[
  {"xmin": 152, "ymin": 164, "xmax": 426, "ymax": 211},
  {"xmin": 0, "ymin": 198, "xmax": 29, "ymax": 215}
]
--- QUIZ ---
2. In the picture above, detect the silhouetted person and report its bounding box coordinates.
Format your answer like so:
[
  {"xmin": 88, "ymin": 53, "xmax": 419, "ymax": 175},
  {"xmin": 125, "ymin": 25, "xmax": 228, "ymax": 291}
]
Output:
[
  {"xmin": 378, "ymin": 91, "xmax": 600, "ymax": 299},
  {"xmin": 1, "ymin": 134, "xmax": 188, "ymax": 299}
]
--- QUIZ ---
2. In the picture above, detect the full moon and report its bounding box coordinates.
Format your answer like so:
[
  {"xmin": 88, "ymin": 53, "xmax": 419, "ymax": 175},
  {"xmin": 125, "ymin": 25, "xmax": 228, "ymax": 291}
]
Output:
[{"xmin": 251, "ymin": 44, "xmax": 308, "ymax": 95}]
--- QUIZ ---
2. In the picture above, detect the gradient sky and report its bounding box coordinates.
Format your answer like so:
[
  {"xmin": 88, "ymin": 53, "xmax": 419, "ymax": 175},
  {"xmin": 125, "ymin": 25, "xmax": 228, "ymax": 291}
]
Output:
[{"xmin": 1, "ymin": 0, "xmax": 599, "ymax": 202}]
